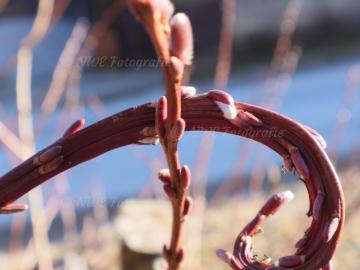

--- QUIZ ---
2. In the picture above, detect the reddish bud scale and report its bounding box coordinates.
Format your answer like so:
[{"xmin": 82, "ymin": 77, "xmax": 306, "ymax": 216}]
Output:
[
  {"xmin": 38, "ymin": 156, "xmax": 64, "ymax": 175},
  {"xmin": 216, "ymin": 249, "xmax": 234, "ymax": 264},
  {"xmin": 33, "ymin": 145, "xmax": 63, "ymax": 165},
  {"xmin": 278, "ymin": 255, "xmax": 304, "ymax": 267},
  {"xmin": 170, "ymin": 13, "xmax": 193, "ymax": 65},
  {"xmin": 176, "ymin": 248, "xmax": 184, "ymax": 262},
  {"xmin": 228, "ymin": 118, "xmax": 253, "ymax": 130},
  {"xmin": 260, "ymin": 191, "xmax": 294, "ymax": 216},
  {"xmin": 323, "ymin": 217, "xmax": 340, "ymax": 243},
  {"xmin": 163, "ymin": 245, "xmax": 172, "ymax": 261},
  {"xmin": 242, "ymin": 213, "xmax": 266, "ymax": 236},
  {"xmin": 158, "ymin": 169, "xmax": 171, "ymax": 184},
  {"xmin": 283, "ymin": 156, "xmax": 294, "ymax": 173},
  {"xmin": 168, "ymin": 118, "xmax": 186, "ymax": 142},
  {"xmin": 0, "ymin": 203, "xmax": 28, "ymax": 214},
  {"xmin": 295, "ymin": 236, "xmax": 308, "ymax": 249},
  {"xmin": 140, "ymin": 127, "xmax": 157, "ymax": 137},
  {"xmin": 163, "ymin": 184, "xmax": 176, "ymax": 201},
  {"xmin": 313, "ymin": 192, "xmax": 325, "ymax": 221},
  {"xmin": 238, "ymin": 110, "xmax": 263, "ymax": 127},
  {"xmin": 63, "ymin": 119, "xmax": 85, "ymax": 137},
  {"xmin": 180, "ymin": 165, "xmax": 191, "ymax": 190},
  {"xmin": 183, "ymin": 196, "xmax": 192, "ymax": 216},
  {"xmin": 156, "ymin": 96, "xmax": 167, "ymax": 138},
  {"xmin": 169, "ymin": 56, "xmax": 184, "ymax": 82},
  {"xmin": 290, "ymin": 147, "xmax": 310, "ymax": 179}
]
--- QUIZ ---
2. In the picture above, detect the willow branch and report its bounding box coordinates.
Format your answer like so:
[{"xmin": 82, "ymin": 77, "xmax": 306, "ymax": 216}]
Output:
[
  {"xmin": 0, "ymin": 93, "xmax": 344, "ymax": 269},
  {"xmin": 125, "ymin": 1, "xmax": 194, "ymax": 268}
]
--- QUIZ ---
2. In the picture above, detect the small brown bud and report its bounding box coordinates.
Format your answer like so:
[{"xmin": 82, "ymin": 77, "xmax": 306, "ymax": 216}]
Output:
[
  {"xmin": 242, "ymin": 213, "xmax": 266, "ymax": 236},
  {"xmin": 163, "ymin": 184, "xmax": 176, "ymax": 201},
  {"xmin": 216, "ymin": 249, "xmax": 234, "ymax": 264},
  {"xmin": 295, "ymin": 236, "xmax": 308, "ymax": 249},
  {"xmin": 163, "ymin": 245, "xmax": 171, "ymax": 261},
  {"xmin": 323, "ymin": 217, "xmax": 340, "ymax": 243},
  {"xmin": 140, "ymin": 127, "xmax": 157, "ymax": 137},
  {"xmin": 33, "ymin": 145, "xmax": 62, "ymax": 165},
  {"xmin": 180, "ymin": 165, "xmax": 191, "ymax": 190},
  {"xmin": 38, "ymin": 156, "xmax": 64, "ymax": 175},
  {"xmin": 0, "ymin": 203, "xmax": 28, "ymax": 214},
  {"xmin": 158, "ymin": 169, "xmax": 171, "ymax": 184},
  {"xmin": 63, "ymin": 119, "xmax": 85, "ymax": 137},
  {"xmin": 238, "ymin": 111, "xmax": 263, "ymax": 127},
  {"xmin": 278, "ymin": 255, "xmax": 304, "ymax": 267},
  {"xmin": 283, "ymin": 156, "xmax": 294, "ymax": 173},
  {"xmin": 313, "ymin": 191, "xmax": 325, "ymax": 221},
  {"xmin": 290, "ymin": 147, "xmax": 310, "ymax": 179},
  {"xmin": 260, "ymin": 190, "xmax": 294, "ymax": 216},
  {"xmin": 156, "ymin": 96, "xmax": 167, "ymax": 138},
  {"xmin": 176, "ymin": 248, "xmax": 184, "ymax": 262},
  {"xmin": 170, "ymin": 13, "xmax": 193, "ymax": 65},
  {"xmin": 168, "ymin": 118, "xmax": 185, "ymax": 142},
  {"xmin": 183, "ymin": 196, "xmax": 193, "ymax": 216}
]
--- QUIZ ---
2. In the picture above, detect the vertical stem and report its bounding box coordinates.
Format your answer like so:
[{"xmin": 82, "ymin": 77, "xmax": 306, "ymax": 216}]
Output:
[
  {"xmin": 164, "ymin": 65, "xmax": 187, "ymax": 270},
  {"xmin": 148, "ymin": 21, "xmax": 185, "ymax": 269},
  {"xmin": 125, "ymin": 2, "xmax": 192, "ymax": 268}
]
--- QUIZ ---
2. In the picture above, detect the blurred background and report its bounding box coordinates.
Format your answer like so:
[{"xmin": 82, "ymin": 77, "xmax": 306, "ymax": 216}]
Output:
[{"xmin": 0, "ymin": 0, "xmax": 360, "ymax": 269}]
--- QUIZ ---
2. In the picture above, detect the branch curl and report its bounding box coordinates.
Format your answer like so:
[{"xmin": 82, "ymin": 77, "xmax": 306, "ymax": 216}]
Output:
[{"xmin": 0, "ymin": 93, "xmax": 344, "ymax": 270}]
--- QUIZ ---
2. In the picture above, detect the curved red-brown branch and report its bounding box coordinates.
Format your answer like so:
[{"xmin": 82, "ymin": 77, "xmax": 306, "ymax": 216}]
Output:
[{"xmin": 0, "ymin": 94, "xmax": 344, "ymax": 269}]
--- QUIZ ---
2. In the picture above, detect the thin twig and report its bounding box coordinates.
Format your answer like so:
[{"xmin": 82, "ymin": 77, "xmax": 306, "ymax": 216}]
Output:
[
  {"xmin": 37, "ymin": 19, "xmax": 90, "ymax": 133},
  {"xmin": 213, "ymin": 0, "xmax": 303, "ymax": 201},
  {"xmin": 329, "ymin": 66, "xmax": 360, "ymax": 164},
  {"xmin": 190, "ymin": 0, "xmax": 237, "ymax": 267}
]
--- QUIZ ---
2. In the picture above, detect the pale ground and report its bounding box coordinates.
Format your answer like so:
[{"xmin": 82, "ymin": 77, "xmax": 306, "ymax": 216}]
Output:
[{"xmin": 0, "ymin": 167, "xmax": 359, "ymax": 270}]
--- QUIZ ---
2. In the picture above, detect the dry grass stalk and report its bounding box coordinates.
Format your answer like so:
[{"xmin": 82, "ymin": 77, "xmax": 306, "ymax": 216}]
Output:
[
  {"xmin": 213, "ymin": 0, "xmax": 303, "ymax": 201},
  {"xmin": 14, "ymin": 0, "xmax": 56, "ymax": 269}
]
